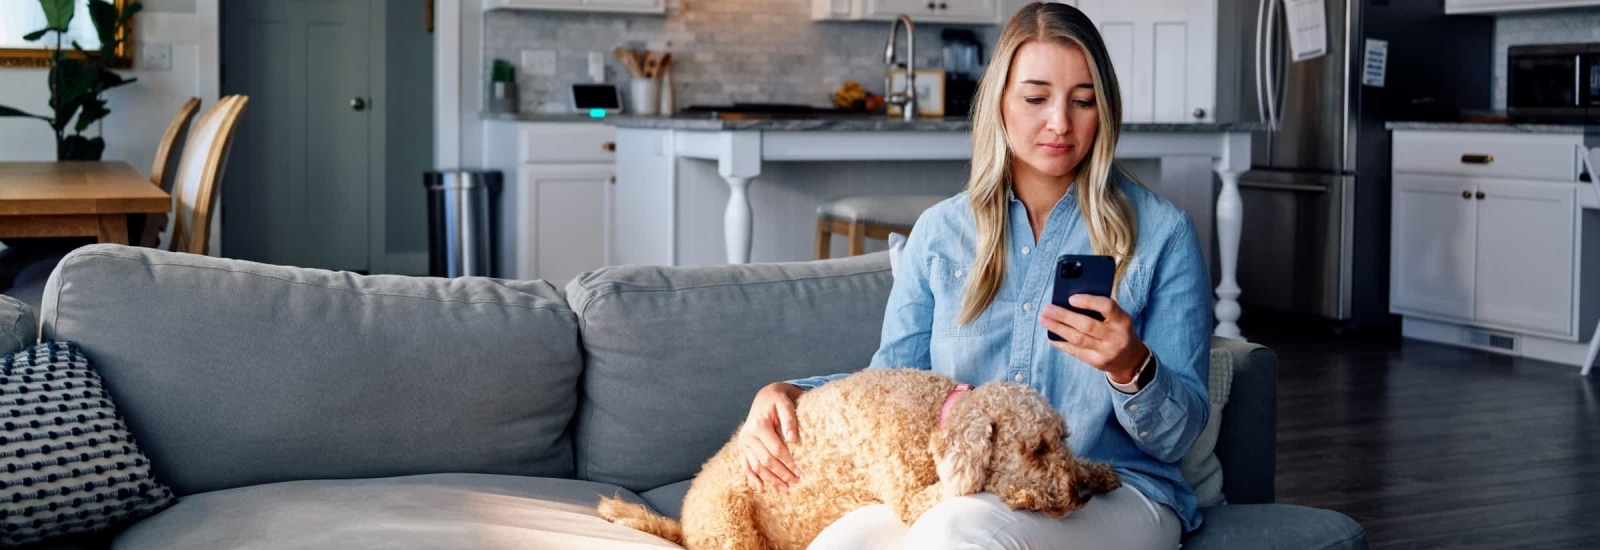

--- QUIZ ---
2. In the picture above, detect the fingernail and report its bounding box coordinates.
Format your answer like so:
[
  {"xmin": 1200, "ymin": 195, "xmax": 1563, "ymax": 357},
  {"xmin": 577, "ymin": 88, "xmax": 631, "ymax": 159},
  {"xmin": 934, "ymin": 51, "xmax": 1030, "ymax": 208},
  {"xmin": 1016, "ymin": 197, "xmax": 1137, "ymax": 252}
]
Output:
[{"xmin": 1069, "ymin": 295, "xmax": 1085, "ymax": 306}]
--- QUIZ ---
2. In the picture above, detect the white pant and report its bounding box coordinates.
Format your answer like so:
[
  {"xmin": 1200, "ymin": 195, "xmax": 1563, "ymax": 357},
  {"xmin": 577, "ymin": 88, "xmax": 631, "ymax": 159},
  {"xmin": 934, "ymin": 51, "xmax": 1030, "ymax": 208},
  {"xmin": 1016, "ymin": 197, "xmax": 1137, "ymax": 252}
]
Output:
[{"xmin": 806, "ymin": 486, "xmax": 1181, "ymax": 550}]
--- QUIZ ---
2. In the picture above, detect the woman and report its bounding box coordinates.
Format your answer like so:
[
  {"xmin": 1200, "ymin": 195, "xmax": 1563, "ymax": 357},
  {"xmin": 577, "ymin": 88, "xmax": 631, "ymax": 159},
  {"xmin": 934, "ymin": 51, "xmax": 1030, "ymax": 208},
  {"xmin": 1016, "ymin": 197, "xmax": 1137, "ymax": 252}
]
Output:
[{"xmin": 738, "ymin": 3, "xmax": 1211, "ymax": 548}]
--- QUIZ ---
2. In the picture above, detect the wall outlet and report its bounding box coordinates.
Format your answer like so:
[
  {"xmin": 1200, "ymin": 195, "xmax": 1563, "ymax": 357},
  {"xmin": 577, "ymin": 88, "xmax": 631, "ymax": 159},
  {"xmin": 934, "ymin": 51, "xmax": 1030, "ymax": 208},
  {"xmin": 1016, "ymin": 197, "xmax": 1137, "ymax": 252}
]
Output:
[
  {"xmin": 140, "ymin": 41, "xmax": 172, "ymax": 71},
  {"xmin": 521, "ymin": 49, "xmax": 557, "ymax": 77}
]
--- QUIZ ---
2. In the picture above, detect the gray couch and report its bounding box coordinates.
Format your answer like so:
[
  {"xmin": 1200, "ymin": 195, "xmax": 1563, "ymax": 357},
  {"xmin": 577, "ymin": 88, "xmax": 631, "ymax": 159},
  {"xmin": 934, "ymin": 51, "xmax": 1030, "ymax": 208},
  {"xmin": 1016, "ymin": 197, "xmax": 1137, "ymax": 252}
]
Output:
[{"xmin": 0, "ymin": 244, "xmax": 1366, "ymax": 550}]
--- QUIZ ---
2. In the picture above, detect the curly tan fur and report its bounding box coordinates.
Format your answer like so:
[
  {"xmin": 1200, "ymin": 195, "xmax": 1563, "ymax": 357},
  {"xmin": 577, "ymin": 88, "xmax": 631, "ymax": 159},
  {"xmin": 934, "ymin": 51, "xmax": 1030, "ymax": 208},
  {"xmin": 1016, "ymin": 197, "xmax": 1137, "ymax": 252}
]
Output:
[{"xmin": 599, "ymin": 369, "xmax": 1122, "ymax": 550}]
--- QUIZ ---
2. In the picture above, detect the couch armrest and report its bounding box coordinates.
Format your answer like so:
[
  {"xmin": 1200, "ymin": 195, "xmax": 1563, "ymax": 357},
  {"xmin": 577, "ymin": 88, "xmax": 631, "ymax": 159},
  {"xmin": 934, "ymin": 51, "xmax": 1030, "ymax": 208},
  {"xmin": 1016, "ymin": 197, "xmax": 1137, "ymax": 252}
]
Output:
[{"xmin": 1211, "ymin": 336, "xmax": 1277, "ymax": 505}]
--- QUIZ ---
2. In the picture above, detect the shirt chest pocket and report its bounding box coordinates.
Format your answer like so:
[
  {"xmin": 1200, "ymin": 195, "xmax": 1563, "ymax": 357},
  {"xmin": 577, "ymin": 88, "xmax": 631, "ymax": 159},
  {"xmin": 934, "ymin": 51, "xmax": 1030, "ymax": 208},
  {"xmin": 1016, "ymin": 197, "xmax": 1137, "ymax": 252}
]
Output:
[
  {"xmin": 928, "ymin": 255, "xmax": 989, "ymax": 338},
  {"xmin": 1116, "ymin": 261, "xmax": 1154, "ymax": 322}
]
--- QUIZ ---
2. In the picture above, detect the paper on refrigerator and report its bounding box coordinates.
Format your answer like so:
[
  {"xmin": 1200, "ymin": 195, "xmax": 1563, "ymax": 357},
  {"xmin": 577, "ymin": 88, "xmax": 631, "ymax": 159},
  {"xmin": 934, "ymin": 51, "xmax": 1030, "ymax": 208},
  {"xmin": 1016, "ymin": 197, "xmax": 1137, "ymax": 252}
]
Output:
[{"xmin": 1285, "ymin": 0, "xmax": 1327, "ymax": 62}]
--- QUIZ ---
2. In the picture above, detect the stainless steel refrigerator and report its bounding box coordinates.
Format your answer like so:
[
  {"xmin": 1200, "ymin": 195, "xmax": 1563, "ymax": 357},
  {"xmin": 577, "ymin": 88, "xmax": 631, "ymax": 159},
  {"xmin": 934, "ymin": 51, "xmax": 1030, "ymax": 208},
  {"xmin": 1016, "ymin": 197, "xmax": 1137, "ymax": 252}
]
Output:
[{"xmin": 1224, "ymin": 0, "xmax": 1493, "ymax": 328}]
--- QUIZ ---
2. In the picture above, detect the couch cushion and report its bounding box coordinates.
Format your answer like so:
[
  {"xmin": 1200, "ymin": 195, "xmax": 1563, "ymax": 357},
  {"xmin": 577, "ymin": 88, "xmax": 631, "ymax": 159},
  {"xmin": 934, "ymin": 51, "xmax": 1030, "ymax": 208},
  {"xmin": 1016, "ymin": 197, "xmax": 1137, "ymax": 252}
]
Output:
[
  {"xmin": 639, "ymin": 480, "xmax": 691, "ymax": 522},
  {"xmin": 0, "ymin": 342, "xmax": 176, "ymax": 547},
  {"xmin": 0, "ymin": 293, "xmax": 36, "ymax": 356},
  {"xmin": 1184, "ymin": 504, "xmax": 1368, "ymax": 550},
  {"xmin": 1181, "ymin": 343, "xmax": 1235, "ymax": 508},
  {"xmin": 565, "ymin": 252, "xmax": 893, "ymax": 492},
  {"xmin": 110, "ymin": 474, "xmax": 677, "ymax": 550},
  {"xmin": 38, "ymin": 245, "xmax": 583, "ymax": 496}
]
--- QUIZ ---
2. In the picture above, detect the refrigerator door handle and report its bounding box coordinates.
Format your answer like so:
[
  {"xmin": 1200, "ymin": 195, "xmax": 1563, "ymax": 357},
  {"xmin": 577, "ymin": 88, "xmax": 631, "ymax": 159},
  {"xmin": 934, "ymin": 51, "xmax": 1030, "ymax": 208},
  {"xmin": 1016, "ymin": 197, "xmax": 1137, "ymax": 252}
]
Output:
[
  {"xmin": 1255, "ymin": 0, "xmax": 1268, "ymax": 125},
  {"xmin": 1265, "ymin": 0, "xmax": 1282, "ymax": 131}
]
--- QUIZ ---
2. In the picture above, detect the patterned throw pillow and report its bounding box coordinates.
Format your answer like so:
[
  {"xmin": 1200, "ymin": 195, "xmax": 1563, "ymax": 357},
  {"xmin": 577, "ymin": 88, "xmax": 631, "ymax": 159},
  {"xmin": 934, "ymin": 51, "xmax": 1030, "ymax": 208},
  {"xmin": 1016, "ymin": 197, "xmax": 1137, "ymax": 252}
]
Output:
[{"xmin": 0, "ymin": 341, "xmax": 174, "ymax": 546}]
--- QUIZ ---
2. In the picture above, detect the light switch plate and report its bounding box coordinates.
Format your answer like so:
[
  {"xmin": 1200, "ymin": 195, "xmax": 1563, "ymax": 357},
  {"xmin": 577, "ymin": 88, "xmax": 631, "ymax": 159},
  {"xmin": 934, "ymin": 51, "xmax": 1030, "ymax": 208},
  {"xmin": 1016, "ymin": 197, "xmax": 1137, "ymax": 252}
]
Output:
[
  {"xmin": 141, "ymin": 41, "xmax": 172, "ymax": 71},
  {"xmin": 521, "ymin": 49, "xmax": 557, "ymax": 77}
]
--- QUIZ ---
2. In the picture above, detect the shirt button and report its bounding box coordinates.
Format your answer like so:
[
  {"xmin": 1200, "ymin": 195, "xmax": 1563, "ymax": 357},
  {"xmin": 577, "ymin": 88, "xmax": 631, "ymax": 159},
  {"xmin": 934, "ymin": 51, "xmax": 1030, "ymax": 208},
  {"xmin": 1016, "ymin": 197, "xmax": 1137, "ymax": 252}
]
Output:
[
  {"xmin": 1128, "ymin": 404, "xmax": 1140, "ymax": 412},
  {"xmin": 1022, "ymin": 302, "xmax": 1033, "ymax": 312},
  {"xmin": 954, "ymin": 269, "xmax": 963, "ymax": 278},
  {"xmin": 1022, "ymin": 246, "xmax": 1031, "ymax": 255},
  {"xmin": 1139, "ymin": 431, "xmax": 1150, "ymax": 438},
  {"xmin": 1014, "ymin": 374, "xmax": 1024, "ymax": 383}
]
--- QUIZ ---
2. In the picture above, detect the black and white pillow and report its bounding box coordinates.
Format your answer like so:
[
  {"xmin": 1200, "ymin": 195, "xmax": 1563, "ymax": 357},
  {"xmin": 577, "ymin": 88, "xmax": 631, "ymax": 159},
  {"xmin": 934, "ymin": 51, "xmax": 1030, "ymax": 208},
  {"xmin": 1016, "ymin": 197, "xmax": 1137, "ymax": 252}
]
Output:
[{"xmin": 0, "ymin": 341, "xmax": 174, "ymax": 546}]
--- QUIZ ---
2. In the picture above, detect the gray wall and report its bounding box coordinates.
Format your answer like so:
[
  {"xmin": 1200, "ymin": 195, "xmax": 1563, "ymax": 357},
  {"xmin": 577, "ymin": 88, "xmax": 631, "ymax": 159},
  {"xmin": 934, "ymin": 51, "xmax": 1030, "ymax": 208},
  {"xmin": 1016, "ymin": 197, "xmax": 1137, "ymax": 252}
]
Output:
[
  {"xmin": 483, "ymin": 1, "xmax": 992, "ymax": 113},
  {"xmin": 387, "ymin": 0, "xmax": 435, "ymax": 258},
  {"xmin": 1491, "ymin": 7, "xmax": 1600, "ymax": 110}
]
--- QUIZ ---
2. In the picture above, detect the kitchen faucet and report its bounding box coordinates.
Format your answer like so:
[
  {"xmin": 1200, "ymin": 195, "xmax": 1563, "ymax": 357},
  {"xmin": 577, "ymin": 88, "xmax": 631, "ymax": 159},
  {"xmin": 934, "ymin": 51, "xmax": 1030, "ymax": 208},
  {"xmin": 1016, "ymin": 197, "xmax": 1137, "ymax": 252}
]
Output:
[{"xmin": 884, "ymin": 14, "xmax": 916, "ymax": 121}]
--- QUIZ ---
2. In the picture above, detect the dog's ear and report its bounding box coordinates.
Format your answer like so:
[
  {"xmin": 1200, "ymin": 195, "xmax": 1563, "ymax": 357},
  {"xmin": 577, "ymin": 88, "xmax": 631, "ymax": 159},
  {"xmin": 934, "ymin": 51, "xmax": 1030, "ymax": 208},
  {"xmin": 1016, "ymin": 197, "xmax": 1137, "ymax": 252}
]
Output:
[{"xmin": 930, "ymin": 405, "xmax": 994, "ymax": 498}]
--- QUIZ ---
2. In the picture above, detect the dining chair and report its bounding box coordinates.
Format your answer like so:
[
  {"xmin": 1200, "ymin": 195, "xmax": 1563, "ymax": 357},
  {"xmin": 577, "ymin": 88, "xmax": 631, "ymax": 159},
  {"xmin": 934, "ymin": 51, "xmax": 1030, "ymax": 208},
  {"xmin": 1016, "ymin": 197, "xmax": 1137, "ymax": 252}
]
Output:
[
  {"xmin": 169, "ymin": 94, "xmax": 249, "ymax": 256},
  {"xmin": 134, "ymin": 97, "xmax": 202, "ymax": 249},
  {"xmin": 815, "ymin": 194, "xmax": 947, "ymax": 259}
]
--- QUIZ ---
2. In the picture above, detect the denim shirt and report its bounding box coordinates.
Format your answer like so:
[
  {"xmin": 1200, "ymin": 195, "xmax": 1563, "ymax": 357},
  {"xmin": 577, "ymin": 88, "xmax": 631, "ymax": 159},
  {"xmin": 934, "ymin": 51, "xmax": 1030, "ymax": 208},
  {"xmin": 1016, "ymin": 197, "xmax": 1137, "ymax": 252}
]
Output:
[{"xmin": 789, "ymin": 166, "xmax": 1213, "ymax": 532}]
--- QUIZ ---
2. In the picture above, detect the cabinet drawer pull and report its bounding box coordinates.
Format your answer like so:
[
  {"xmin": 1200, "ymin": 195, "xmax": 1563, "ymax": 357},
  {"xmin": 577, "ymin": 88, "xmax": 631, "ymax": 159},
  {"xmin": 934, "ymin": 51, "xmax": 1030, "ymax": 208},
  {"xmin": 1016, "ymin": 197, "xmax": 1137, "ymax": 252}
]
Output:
[
  {"xmin": 1462, "ymin": 190, "xmax": 1471, "ymax": 199},
  {"xmin": 1460, "ymin": 153, "xmax": 1493, "ymax": 164},
  {"xmin": 602, "ymin": 141, "xmax": 616, "ymax": 152},
  {"xmin": 1475, "ymin": 191, "xmax": 1485, "ymax": 200}
]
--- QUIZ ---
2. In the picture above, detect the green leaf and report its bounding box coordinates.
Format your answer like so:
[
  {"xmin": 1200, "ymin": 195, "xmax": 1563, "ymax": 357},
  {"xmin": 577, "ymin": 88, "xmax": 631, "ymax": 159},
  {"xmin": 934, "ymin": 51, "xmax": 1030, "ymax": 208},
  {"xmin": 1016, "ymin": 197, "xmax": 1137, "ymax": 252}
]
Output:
[
  {"xmin": 99, "ymin": 70, "xmax": 134, "ymax": 91},
  {"xmin": 0, "ymin": 105, "xmax": 52, "ymax": 122},
  {"xmin": 87, "ymin": 0, "xmax": 117, "ymax": 53},
  {"xmin": 40, "ymin": 0, "xmax": 75, "ymax": 32},
  {"xmin": 23, "ymin": 28, "xmax": 50, "ymax": 42},
  {"xmin": 75, "ymin": 98, "xmax": 108, "ymax": 133}
]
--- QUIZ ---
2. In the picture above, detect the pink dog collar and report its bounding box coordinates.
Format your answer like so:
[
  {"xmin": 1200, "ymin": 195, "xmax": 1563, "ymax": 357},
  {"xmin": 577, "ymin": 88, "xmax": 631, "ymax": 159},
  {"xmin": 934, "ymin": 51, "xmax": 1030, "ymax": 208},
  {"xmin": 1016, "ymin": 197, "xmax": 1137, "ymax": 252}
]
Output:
[{"xmin": 938, "ymin": 383, "xmax": 973, "ymax": 428}]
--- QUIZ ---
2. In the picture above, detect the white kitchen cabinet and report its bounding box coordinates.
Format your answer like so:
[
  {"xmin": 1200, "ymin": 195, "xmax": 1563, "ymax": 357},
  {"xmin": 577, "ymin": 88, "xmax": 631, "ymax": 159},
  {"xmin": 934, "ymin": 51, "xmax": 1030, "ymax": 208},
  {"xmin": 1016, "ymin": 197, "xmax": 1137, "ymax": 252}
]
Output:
[
  {"xmin": 1444, "ymin": 0, "xmax": 1600, "ymax": 14},
  {"xmin": 1057, "ymin": 0, "xmax": 1217, "ymax": 123},
  {"xmin": 1389, "ymin": 129, "xmax": 1600, "ymax": 369},
  {"xmin": 1391, "ymin": 174, "xmax": 1478, "ymax": 322},
  {"xmin": 518, "ymin": 164, "xmax": 614, "ymax": 284},
  {"xmin": 814, "ymin": 0, "xmax": 1000, "ymax": 24},
  {"xmin": 1473, "ymin": 179, "xmax": 1578, "ymax": 336},
  {"xmin": 1391, "ymin": 174, "xmax": 1580, "ymax": 338},
  {"xmin": 484, "ymin": 0, "xmax": 664, "ymax": 15},
  {"xmin": 506, "ymin": 123, "xmax": 617, "ymax": 282}
]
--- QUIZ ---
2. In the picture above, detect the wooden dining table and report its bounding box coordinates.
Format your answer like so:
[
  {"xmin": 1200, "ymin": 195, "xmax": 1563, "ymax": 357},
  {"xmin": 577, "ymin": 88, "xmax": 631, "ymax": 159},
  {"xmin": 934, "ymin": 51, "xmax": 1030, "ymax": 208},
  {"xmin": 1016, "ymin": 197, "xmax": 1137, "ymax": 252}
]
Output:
[{"xmin": 0, "ymin": 162, "xmax": 171, "ymax": 245}]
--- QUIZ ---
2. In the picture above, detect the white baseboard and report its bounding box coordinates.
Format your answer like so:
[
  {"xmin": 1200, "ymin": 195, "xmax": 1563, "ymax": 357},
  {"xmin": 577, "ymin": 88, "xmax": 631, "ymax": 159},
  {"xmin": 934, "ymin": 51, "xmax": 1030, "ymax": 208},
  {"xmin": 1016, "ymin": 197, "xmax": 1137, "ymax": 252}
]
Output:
[{"xmin": 1401, "ymin": 316, "xmax": 1591, "ymax": 368}]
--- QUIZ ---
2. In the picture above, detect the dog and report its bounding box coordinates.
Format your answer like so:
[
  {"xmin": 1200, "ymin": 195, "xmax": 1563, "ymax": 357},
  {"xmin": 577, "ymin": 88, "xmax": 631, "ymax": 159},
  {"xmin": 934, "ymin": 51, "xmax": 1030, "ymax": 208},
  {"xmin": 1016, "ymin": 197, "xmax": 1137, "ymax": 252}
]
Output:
[{"xmin": 598, "ymin": 368, "xmax": 1122, "ymax": 550}]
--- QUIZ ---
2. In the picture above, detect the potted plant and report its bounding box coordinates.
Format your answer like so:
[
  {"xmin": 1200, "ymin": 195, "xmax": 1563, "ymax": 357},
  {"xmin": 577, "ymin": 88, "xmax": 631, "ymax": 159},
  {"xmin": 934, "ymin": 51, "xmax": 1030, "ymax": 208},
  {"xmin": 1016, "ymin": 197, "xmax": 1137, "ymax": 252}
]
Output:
[{"xmin": 0, "ymin": 0, "xmax": 143, "ymax": 161}]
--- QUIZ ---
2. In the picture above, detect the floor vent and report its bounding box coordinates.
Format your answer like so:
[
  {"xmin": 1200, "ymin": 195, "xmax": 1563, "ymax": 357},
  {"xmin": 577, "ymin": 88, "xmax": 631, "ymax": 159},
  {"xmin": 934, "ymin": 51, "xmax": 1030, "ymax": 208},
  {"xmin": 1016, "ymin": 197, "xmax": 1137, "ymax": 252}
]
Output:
[{"xmin": 1463, "ymin": 328, "xmax": 1517, "ymax": 351}]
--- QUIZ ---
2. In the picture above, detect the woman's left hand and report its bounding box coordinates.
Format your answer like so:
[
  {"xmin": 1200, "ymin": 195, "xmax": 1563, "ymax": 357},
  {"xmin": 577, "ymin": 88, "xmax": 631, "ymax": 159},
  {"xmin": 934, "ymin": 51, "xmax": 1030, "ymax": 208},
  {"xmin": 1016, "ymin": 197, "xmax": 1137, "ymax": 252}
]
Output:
[{"xmin": 1038, "ymin": 295, "xmax": 1149, "ymax": 384}]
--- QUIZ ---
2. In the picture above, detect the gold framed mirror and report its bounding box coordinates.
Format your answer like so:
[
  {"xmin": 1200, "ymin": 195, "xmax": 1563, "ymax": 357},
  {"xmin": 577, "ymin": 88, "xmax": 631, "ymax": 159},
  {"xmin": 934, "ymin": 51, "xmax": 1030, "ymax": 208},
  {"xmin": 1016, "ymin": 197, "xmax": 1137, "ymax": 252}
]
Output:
[{"xmin": 0, "ymin": 0, "xmax": 134, "ymax": 68}]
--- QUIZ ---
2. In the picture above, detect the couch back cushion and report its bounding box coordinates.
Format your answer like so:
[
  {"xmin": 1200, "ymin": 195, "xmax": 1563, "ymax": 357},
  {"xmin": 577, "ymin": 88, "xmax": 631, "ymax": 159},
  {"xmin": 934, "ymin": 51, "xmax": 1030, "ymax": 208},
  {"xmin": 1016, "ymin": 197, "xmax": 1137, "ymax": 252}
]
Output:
[
  {"xmin": 566, "ymin": 253, "xmax": 893, "ymax": 492},
  {"xmin": 39, "ymin": 244, "xmax": 583, "ymax": 496}
]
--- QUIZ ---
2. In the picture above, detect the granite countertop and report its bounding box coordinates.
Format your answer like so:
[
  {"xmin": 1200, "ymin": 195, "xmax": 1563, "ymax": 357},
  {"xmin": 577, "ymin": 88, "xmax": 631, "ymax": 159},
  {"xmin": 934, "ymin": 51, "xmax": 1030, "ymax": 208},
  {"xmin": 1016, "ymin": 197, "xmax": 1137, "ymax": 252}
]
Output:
[
  {"xmin": 481, "ymin": 112, "xmax": 611, "ymax": 123},
  {"xmin": 605, "ymin": 115, "xmax": 1266, "ymax": 133},
  {"xmin": 1385, "ymin": 121, "xmax": 1594, "ymax": 134}
]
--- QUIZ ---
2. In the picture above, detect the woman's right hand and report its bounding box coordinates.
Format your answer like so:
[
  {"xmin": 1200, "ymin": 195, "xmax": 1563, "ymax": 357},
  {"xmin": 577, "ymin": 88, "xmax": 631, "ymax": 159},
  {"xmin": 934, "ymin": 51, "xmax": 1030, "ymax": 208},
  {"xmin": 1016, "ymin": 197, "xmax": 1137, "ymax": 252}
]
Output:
[{"xmin": 738, "ymin": 382, "xmax": 805, "ymax": 492}]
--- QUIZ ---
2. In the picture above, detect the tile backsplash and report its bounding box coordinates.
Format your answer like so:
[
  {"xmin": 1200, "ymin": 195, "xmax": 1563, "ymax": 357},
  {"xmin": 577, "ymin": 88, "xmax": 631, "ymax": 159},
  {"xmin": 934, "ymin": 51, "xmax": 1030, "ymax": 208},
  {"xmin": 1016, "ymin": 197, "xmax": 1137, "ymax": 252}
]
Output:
[
  {"xmin": 483, "ymin": 1, "xmax": 985, "ymax": 113},
  {"xmin": 1491, "ymin": 7, "xmax": 1600, "ymax": 110}
]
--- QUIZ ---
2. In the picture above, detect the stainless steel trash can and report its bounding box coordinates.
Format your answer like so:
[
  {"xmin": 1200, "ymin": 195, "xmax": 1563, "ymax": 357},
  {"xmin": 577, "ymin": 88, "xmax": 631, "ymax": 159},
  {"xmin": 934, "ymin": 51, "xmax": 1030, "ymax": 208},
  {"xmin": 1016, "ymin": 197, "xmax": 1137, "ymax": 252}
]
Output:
[{"xmin": 425, "ymin": 169, "xmax": 503, "ymax": 277}]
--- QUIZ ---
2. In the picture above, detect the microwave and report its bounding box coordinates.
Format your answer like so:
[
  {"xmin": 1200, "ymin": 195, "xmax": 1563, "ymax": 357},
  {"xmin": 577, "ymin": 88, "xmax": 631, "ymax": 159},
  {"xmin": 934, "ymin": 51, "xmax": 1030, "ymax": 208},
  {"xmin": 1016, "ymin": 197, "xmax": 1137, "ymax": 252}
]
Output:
[{"xmin": 1508, "ymin": 43, "xmax": 1600, "ymax": 122}]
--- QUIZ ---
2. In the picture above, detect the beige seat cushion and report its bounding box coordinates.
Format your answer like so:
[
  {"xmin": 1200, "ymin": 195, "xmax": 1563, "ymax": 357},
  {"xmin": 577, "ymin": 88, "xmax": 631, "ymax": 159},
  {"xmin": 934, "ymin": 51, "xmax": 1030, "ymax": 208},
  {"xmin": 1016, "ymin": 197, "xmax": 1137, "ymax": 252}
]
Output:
[
  {"xmin": 817, "ymin": 195, "xmax": 949, "ymax": 231},
  {"xmin": 112, "ymin": 474, "xmax": 677, "ymax": 550}
]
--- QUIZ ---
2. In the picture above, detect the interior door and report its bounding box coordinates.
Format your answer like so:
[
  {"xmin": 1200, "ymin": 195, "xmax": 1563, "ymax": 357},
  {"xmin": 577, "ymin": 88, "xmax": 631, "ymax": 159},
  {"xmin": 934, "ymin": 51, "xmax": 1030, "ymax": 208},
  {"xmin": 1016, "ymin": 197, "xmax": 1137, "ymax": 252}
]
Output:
[
  {"xmin": 222, "ymin": 0, "xmax": 372, "ymax": 272},
  {"xmin": 1389, "ymin": 174, "xmax": 1477, "ymax": 321}
]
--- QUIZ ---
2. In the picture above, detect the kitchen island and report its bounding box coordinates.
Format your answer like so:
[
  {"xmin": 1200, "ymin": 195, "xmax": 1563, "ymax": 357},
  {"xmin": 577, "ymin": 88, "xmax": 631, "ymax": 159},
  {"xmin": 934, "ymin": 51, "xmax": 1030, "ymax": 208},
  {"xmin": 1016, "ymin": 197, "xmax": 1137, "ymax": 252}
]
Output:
[{"xmin": 609, "ymin": 115, "xmax": 1261, "ymax": 339}]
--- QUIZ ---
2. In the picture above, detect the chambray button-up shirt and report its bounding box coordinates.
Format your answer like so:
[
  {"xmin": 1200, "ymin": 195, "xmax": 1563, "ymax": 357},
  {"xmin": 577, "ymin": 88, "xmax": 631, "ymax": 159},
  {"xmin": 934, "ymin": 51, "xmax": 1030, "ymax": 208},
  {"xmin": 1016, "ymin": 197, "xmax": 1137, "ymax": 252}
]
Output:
[{"xmin": 789, "ymin": 168, "xmax": 1213, "ymax": 532}]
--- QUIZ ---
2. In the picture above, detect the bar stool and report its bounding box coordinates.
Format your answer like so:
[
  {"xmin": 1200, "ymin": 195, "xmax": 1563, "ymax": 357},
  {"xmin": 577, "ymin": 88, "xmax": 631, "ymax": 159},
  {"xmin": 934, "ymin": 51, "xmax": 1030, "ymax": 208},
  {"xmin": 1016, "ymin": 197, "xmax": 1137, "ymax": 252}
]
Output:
[{"xmin": 815, "ymin": 194, "xmax": 947, "ymax": 259}]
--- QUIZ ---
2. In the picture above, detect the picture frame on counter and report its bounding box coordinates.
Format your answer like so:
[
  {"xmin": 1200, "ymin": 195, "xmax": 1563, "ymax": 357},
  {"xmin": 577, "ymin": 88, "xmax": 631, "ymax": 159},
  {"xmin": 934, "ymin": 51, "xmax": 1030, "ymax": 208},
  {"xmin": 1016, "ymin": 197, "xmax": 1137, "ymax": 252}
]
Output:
[{"xmin": 887, "ymin": 68, "xmax": 945, "ymax": 117}]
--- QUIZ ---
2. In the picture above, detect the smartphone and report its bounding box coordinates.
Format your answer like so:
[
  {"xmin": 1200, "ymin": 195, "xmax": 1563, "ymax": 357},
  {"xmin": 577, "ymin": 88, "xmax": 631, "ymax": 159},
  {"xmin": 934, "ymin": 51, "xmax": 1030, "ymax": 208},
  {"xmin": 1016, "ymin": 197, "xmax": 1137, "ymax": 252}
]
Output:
[{"xmin": 1047, "ymin": 254, "xmax": 1114, "ymax": 342}]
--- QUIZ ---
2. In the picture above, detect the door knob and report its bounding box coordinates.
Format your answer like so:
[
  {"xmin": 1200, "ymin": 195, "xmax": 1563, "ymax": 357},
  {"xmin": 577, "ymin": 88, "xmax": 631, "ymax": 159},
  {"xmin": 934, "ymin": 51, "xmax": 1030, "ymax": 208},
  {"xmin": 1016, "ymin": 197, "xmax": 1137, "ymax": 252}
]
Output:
[
  {"xmin": 926, "ymin": 1, "xmax": 935, "ymax": 8},
  {"xmin": 938, "ymin": 2, "xmax": 947, "ymax": 8},
  {"xmin": 1193, "ymin": 107, "xmax": 1207, "ymax": 119},
  {"xmin": 350, "ymin": 97, "xmax": 367, "ymax": 111},
  {"xmin": 1475, "ymin": 191, "xmax": 1485, "ymax": 200},
  {"xmin": 1462, "ymin": 191, "xmax": 1471, "ymax": 199}
]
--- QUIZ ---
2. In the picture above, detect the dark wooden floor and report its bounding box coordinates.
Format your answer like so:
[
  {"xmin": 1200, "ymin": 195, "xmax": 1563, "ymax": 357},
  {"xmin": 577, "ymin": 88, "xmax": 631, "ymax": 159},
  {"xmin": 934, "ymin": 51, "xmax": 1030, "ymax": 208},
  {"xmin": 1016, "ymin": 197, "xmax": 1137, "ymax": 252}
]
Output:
[{"xmin": 1245, "ymin": 316, "xmax": 1600, "ymax": 550}]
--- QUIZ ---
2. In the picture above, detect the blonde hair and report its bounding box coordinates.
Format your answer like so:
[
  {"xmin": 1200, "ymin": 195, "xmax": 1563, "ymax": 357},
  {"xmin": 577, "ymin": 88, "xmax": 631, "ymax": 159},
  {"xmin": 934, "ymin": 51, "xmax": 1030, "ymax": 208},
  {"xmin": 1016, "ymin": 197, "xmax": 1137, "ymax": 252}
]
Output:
[{"xmin": 958, "ymin": 1, "xmax": 1137, "ymax": 325}]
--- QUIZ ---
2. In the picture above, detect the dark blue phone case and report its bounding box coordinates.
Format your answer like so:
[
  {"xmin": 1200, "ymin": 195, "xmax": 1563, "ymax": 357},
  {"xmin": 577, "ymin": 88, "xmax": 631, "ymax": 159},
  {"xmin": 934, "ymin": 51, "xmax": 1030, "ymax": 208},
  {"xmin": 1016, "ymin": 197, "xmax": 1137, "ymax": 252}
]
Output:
[{"xmin": 1047, "ymin": 255, "xmax": 1114, "ymax": 342}]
